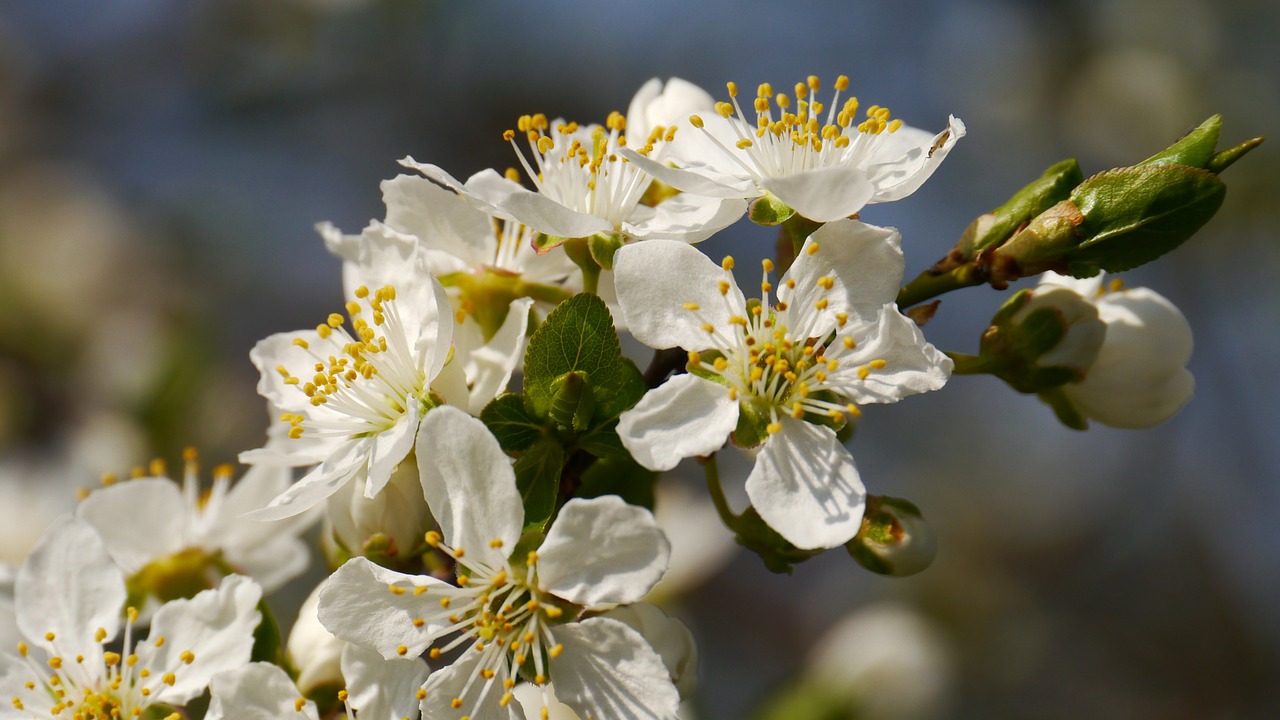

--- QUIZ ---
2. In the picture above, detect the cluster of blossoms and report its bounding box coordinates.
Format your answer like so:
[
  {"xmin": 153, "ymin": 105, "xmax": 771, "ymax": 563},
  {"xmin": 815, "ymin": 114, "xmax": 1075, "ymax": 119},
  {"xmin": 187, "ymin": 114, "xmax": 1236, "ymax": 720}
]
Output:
[{"xmin": 2, "ymin": 73, "xmax": 1247, "ymax": 720}]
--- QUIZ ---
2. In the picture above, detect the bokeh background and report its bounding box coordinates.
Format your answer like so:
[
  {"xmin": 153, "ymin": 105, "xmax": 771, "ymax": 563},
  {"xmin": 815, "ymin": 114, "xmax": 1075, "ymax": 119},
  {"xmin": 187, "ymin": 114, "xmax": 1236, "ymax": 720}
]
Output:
[{"xmin": 0, "ymin": 0, "xmax": 1276, "ymax": 717}]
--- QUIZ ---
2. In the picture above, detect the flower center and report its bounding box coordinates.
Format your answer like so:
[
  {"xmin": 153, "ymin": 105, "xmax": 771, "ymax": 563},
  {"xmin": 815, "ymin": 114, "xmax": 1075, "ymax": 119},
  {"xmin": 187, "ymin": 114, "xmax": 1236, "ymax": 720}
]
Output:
[
  {"xmin": 689, "ymin": 74, "xmax": 903, "ymax": 180},
  {"xmin": 275, "ymin": 285, "xmax": 425, "ymax": 439},
  {"xmin": 684, "ymin": 249, "xmax": 895, "ymax": 435},
  {"xmin": 11, "ymin": 611, "xmax": 196, "ymax": 720},
  {"xmin": 503, "ymin": 112, "xmax": 666, "ymax": 227}
]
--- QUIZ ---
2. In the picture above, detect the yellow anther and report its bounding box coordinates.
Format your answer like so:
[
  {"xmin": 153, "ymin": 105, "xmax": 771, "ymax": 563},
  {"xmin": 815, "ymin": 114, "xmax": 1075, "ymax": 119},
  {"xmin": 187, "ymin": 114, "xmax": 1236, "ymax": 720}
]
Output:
[
  {"xmin": 535, "ymin": 674, "xmax": 547, "ymax": 686},
  {"xmin": 440, "ymin": 597, "xmax": 451, "ymax": 609},
  {"xmin": 715, "ymin": 102, "xmax": 734, "ymax": 118},
  {"xmin": 735, "ymin": 138, "xmax": 754, "ymax": 149},
  {"xmin": 537, "ymin": 136, "xmax": 554, "ymax": 154},
  {"xmin": 713, "ymin": 358, "xmax": 729, "ymax": 371},
  {"xmin": 807, "ymin": 75, "xmax": 820, "ymax": 91},
  {"xmin": 454, "ymin": 547, "xmax": 465, "ymax": 558},
  {"xmin": 424, "ymin": 530, "xmax": 441, "ymax": 546},
  {"xmin": 326, "ymin": 313, "xmax": 344, "ymax": 328},
  {"xmin": 762, "ymin": 281, "xmax": 773, "ymax": 293},
  {"xmin": 718, "ymin": 280, "xmax": 731, "ymax": 296},
  {"xmin": 488, "ymin": 538, "xmax": 505, "ymax": 549},
  {"xmin": 429, "ymin": 648, "xmax": 442, "ymax": 659},
  {"xmin": 728, "ymin": 315, "xmax": 747, "ymax": 326},
  {"xmin": 790, "ymin": 402, "xmax": 805, "ymax": 419},
  {"xmin": 682, "ymin": 302, "xmax": 700, "ymax": 311},
  {"xmin": 1108, "ymin": 278, "xmax": 1126, "ymax": 293},
  {"xmin": 815, "ymin": 298, "xmax": 829, "ymax": 310},
  {"xmin": 544, "ymin": 606, "xmax": 563, "ymax": 618},
  {"xmin": 451, "ymin": 698, "xmax": 464, "ymax": 709},
  {"xmin": 857, "ymin": 366, "xmax": 871, "ymax": 380},
  {"xmin": 388, "ymin": 584, "xmax": 406, "ymax": 595},
  {"xmin": 687, "ymin": 351, "xmax": 702, "ymax": 365},
  {"xmin": 500, "ymin": 692, "xmax": 514, "ymax": 707},
  {"xmin": 101, "ymin": 472, "xmax": 118, "ymax": 486},
  {"xmin": 413, "ymin": 618, "xmax": 425, "ymax": 628},
  {"xmin": 836, "ymin": 312, "xmax": 849, "ymax": 327},
  {"xmin": 701, "ymin": 323, "xmax": 715, "ymax": 334},
  {"xmin": 162, "ymin": 672, "xmax": 176, "ymax": 686},
  {"xmin": 834, "ymin": 74, "xmax": 850, "ymax": 91},
  {"xmin": 722, "ymin": 255, "xmax": 735, "ymax": 270},
  {"xmin": 397, "ymin": 645, "xmax": 408, "ymax": 656},
  {"xmin": 689, "ymin": 114, "xmax": 705, "ymax": 129},
  {"xmin": 795, "ymin": 82, "xmax": 808, "ymax": 99},
  {"xmin": 316, "ymin": 324, "xmax": 332, "ymax": 339},
  {"xmin": 413, "ymin": 586, "xmax": 427, "ymax": 596},
  {"xmin": 869, "ymin": 359, "xmax": 887, "ymax": 370},
  {"xmin": 888, "ymin": 118, "xmax": 903, "ymax": 133},
  {"xmin": 417, "ymin": 688, "xmax": 428, "ymax": 700},
  {"xmin": 457, "ymin": 575, "xmax": 470, "ymax": 587},
  {"xmin": 179, "ymin": 650, "xmax": 195, "ymax": 664},
  {"xmin": 294, "ymin": 698, "xmax": 307, "ymax": 712},
  {"xmin": 94, "ymin": 627, "xmax": 107, "ymax": 642},
  {"xmin": 45, "ymin": 632, "xmax": 55, "ymax": 642},
  {"xmin": 766, "ymin": 422, "xmax": 782, "ymax": 434},
  {"xmin": 842, "ymin": 336, "xmax": 856, "ymax": 349}
]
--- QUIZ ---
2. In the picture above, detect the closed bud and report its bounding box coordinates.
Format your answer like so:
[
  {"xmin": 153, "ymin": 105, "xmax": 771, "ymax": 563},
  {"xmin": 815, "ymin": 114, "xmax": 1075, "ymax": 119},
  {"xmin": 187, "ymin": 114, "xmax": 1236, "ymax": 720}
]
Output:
[
  {"xmin": 287, "ymin": 584, "xmax": 346, "ymax": 699},
  {"xmin": 548, "ymin": 370, "xmax": 595, "ymax": 432},
  {"xmin": 325, "ymin": 456, "xmax": 433, "ymax": 571},
  {"xmin": 950, "ymin": 158, "xmax": 1082, "ymax": 263},
  {"xmin": 974, "ymin": 286, "xmax": 1106, "ymax": 394},
  {"xmin": 847, "ymin": 496, "xmax": 937, "ymax": 577}
]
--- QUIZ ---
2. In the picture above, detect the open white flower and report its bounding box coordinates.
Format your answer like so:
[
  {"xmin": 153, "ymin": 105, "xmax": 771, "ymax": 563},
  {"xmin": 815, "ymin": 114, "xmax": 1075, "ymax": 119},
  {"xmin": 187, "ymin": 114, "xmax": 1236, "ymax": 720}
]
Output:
[
  {"xmin": 403, "ymin": 77, "xmax": 745, "ymax": 245},
  {"xmin": 0, "ymin": 517, "xmax": 261, "ymax": 719},
  {"xmin": 621, "ymin": 75, "xmax": 964, "ymax": 222},
  {"xmin": 318, "ymin": 406, "xmax": 678, "ymax": 720},
  {"xmin": 614, "ymin": 220, "xmax": 951, "ymax": 549},
  {"xmin": 75, "ymin": 451, "xmax": 313, "ymax": 611},
  {"xmin": 1038, "ymin": 272, "xmax": 1194, "ymax": 428}
]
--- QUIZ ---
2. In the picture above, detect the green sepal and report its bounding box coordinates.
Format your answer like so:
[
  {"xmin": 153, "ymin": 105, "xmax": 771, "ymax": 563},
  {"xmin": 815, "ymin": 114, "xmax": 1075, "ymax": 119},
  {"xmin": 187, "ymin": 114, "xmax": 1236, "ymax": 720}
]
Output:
[
  {"xmin": 549, "ymin": 371, "xmax": 595, "ymax": 432},
  {"xmin": 533, "ymin": 233, "xmax": 573, "ymax": 254},
  {"xmin": 481, "ymin": 393, "xmax": 547, "ymax": 453},
  {"xmin": 588, "ymin": 232, "xmax": 624, "ymax": 271},
  {"xmin": 513, "ymin": 437, "xmax": 565, "ymax": 532},
  {"xmin": 730, "ymin": 397, "xmax": 770, "ymax": 449},
  {"xmin": 1038, "ymin": 386, "xmax": 1088, "ymax": 431},
  {"xmin": 250, "ymin": 596, "xmax": 285, "ymax": 665},
  {"xmin": 846, "ymin": 495, "xmax": 937, "ymax": 577},
  {"xmin": 733, "ymin": 506, "xmax": 823, "ymax": 574},
  {"xmin": 576, "ymin": 453, "xmax": 658, "ymax": 511},
  {"xmin": 748, "ymin": 192, "xmax": 797, "ymax": 226}
]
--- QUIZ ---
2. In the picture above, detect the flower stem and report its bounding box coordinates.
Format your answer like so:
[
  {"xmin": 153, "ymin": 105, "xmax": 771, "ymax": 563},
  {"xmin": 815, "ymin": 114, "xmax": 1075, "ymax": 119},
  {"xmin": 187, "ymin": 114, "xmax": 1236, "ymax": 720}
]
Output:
[
  {"xmin": 945, "ymin": 351, "xmax": 996, "ymax": 375},
  {"xmin": 896, "ymin": 264, "xmax": 986, "ymax": 308},
  {"xmin": 700, "ymin": 454, "xmax": 739, "ymax": 526}
]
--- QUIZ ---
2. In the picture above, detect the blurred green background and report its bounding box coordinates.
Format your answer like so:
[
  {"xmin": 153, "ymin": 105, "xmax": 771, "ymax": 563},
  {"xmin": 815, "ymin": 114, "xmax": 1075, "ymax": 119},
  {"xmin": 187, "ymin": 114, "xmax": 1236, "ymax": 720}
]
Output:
[{"xmin": 0, "ymin": 0, "xmax": 1275, "ymax": 717}]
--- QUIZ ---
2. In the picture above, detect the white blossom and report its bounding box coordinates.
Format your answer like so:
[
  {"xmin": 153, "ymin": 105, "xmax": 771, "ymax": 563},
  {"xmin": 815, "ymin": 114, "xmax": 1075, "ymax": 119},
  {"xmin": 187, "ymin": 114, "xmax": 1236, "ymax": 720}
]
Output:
[
  {"xmin": 614, "ymin": 220, "xmax": 950, "ymax": 549},
  {"xmin": 0, "ymin": 518, "xmax": 261, "ymax": 719},
  {"xmin": 318, "ymin": 406, "xmax": 679, "ymax": 720},
  {"xmin": 621, "ymin": 75, "xmax": 964, "ymax": 222}
]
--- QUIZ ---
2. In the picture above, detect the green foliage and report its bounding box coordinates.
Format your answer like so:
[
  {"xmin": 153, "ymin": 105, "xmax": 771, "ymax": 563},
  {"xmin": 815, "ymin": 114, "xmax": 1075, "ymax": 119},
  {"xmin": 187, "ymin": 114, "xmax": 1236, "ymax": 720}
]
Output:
[
  {"xmin": 747, "ymin": 192, "xmax": 797, "ymax": 226},
  {"xmin": 577, "ymin": 453, "xmax": 658, "ymax": 510},
  {"xmin": 481, "ymin": 293, "xmax": 651, "ymax": 530}
]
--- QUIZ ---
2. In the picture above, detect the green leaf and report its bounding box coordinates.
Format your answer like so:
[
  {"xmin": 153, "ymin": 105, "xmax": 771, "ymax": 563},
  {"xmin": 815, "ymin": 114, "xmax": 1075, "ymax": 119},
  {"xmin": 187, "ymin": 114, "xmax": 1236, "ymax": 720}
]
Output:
[
  {"xmin": 594, "ymin": 357, "xmax": 646, "ymax": 419},
  {"xmin": 549, "ymin": 371, "xmax": 595, "ymax": 432},
  {"xmin": 957, "ymin": 158, "xmax": 1083, "ymax": 257},
  {"xmin": 481, "ymin": 393, "xmax": 547, "ymax": 452},
  {"xmin": 250, "ymin": 596, "xmax": 284, "ymax": 665},
  {"xmin": 576, "ymin": 453, "xmax": 658, "ymax": 510},
  {"xmin": 1137, "ymin": 115, "xmax": 1220, "ymax": 168},
  {"xmin": 514, "ymin": 438, "xmax": 565, "ymax": 531},
  {"xmin": 1069, "ymin": 165, "xmax": 1225, "ymax": 273},
  {"xmin": 574, "ymin": 418, "xmax": 629, "ymax": 459},
  {"xmin": 524, "ymin": 293, "xmax": 626, "ymax": 419}
]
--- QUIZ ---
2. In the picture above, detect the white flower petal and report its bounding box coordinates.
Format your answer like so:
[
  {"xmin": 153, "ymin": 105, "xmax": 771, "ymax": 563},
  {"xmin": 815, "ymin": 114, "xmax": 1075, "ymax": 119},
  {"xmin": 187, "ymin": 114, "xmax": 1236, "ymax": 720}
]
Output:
[
  {"xmin": 241, "ymin": 438, "xmax": 369, "ymax": 521},
  {"xmin": 745, "ymin": 418, "xmax": 866, "ymax": 550},
  {"xmin": 418, "ymin": 275, "xmax": 456, "ymax": 383},
  {"xmin": 868, "ymin": 115, "xmax": 966, "ymax": 203},
  {"xmin": 760, "ymin": 166, "xmax": 875, "ymax": 223},
  {"xmin": 623, "ymin": 193, "xmax": 746, "ymax": 244},
  {"xmin": 418, "ymin": 650, "xmax": 511, "ymax": 720},
  {"xmin": 140, "ymin": 574, "xmax": 263, "ymax": 706},
  {"xmin": 613, "ymin": 239, "xmax": 747, "ymax": 351},
  {"xmin": 16, "ymin": 517, "xmax": 125, "ymax": 662},
  {"xmin": 75, "ymin": 479, "xmax": 186, "ymax": 574},
  {"xmin": 617, "ymin": 374, "xmax": 739, "ymax": 472},
  {"xmin": 206, "ymin": 463, "xmax": 316, "ymax": 551},
  {"xmin": 513, "ymin": 683, "xmax": 581, "ymax": 720},
  {"xmin": 626, "ymin": 77, "xmax": 714, "ymax": 145},
  {"xmin": 206, "ymin": 662, "xmax": 319, "ymax": 720},
  {"xmin": 317, "ymin": 557, "xmax": 455, "ymax": 659},
  {"xmin": 365, "ymin": 403, "xmax": 420, "ymax": 499},
  {"xmin": 537, "ymin": 497, "xmax": 670, "ymax": 609},
  {"xmin": 465, "ymin": 168, "xmax": 614, "ymax": 239},
  {"xmin": 618, "ymin": 146, "xmax": 756, "ymax": 198},
  {"xmin": 286, "ymin": 584, "xmax": 345, "ymax": 696},
  {"xmin": 382, "ymin": 174, "xmax": 496, "ymax": 269},
  {"xmin": 837, "ymin": 307, "xmax": 953, "ymax": 405},
  {"xmin": 1067, "ymin": 287, "xmax": 1194, "ymax": 428},
  {"xmin": 781, "ymin": 220, "xmax": 905, "ymax": 328},
  {"xmin": 341, "ymin": 643, "xmax": 430, "ymax": 720},
  {"xmin": 0, "ymin": 651, "xmax": 43, "ymax": 714},
  {"xmin": 602, "ymin": 603, "xmax": 698, "ymax": 699},
  {"xmin": 459, "ymin": 297, "xmax": 533, "ymax": 414},
  {"xmin": 550, "ymin": 617, "xmax": 680, "ymax": 720},
  {"xmin": 250, "ymin": 330, "xmax": 332, "ymax": 417},
  {"xmin": 417, "ymin": 406, "xmax": 523, "ymax": 569}
]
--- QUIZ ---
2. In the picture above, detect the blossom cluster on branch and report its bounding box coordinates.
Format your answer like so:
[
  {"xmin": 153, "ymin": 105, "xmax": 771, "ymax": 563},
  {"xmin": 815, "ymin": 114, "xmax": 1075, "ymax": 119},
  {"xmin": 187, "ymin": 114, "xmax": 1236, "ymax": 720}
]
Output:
[{"xmin": 0, "ymin": 74, "xmax": 1260, "ymax": 720}]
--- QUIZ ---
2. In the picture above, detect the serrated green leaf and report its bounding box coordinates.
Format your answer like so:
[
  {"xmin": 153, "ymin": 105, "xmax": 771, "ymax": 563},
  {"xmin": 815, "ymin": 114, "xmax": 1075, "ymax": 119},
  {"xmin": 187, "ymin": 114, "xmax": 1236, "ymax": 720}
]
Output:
[
  {"xmin": 524, "ymin": 293, "xmax": 626, "ymax": 418},
  {"xmin": 574, "ymin": 418, "xmax": 629, "ymax": 459},
  {"xmin": 594, "ymin": 357, "xmax": 646, "ymax": 419},
  {"xmin": 514, "ymin": 438, "xmax": 565, "ymax": 531},
  {"xmin": 576, "ymin": 453, "xmax": 658, "ymax": 510},
  {"xmin": 481, "ymin": 393, "xmax": 547, "ymax": 452},
  {"xmin": 1137, "ymin": 115, "xmax": 1220, "ymax": 168}
]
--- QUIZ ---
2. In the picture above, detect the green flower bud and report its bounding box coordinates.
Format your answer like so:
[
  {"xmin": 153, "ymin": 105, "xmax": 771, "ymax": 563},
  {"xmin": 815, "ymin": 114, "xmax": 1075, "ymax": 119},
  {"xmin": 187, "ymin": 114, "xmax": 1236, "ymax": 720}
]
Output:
[
  {"xmin": 846, "ymin": 496, "xmax": 937, "ymax": 577},
  {"xmin": 953, "ymin": 158, "xmax": 1083, "ymax": 262}
]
